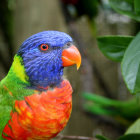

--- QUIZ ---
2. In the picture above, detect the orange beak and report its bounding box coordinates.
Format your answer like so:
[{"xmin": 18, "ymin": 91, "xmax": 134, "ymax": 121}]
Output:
[{"xmin": 62, "ymin": 45, "xmax": 81, "ymax": 70}]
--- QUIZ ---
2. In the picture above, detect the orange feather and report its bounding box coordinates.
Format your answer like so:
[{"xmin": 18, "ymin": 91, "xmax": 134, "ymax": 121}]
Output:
[{"xmin": 2, "ymin": 80, "xmax": 72, "ymax": 140}]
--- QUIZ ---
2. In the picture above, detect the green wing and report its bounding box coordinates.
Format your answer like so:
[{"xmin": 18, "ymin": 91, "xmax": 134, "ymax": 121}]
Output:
[
  {"xmin": 0, "ymin": 81, "xmax": 13, "ymax": 140},
  {"xmin": 0, "ymin": 106, "xmax": 11, "ymax": 140},
  {"xmin": 0, "ymin": 55, "xmax": 34, "ymax": 139}
]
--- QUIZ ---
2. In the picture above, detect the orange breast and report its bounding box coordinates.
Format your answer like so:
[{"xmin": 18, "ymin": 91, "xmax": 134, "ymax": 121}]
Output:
[{"xmin": 2, "ymin": 80, "xmax": 72, "ymax": 140}]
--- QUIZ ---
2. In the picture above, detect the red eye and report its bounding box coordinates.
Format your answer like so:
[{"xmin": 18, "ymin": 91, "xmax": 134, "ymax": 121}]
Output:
[{"xmin": 40, "ymin": 44, "xmax": 49, "ymax": 51}]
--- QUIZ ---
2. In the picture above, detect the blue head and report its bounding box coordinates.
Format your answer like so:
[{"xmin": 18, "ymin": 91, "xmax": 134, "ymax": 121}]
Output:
[{"xmin": 17, "ymin": 31, "xmax": 73, "ymax": 88}]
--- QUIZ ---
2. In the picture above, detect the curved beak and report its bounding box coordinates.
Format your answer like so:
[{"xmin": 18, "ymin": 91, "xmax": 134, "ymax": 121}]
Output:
[{"xmin": 62, "ymin": 45, "xmax": 81, "ymax": 70}]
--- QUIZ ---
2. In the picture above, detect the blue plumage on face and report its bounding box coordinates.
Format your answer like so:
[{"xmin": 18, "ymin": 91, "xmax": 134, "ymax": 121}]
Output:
[{"xmin": 17, "ymin": 31, "xmax": 73, "ymax": 89}]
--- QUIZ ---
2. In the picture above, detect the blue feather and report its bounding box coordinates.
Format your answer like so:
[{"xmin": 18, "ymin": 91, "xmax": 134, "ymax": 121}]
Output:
[{"xmin": 17, "ymin": 31, "xmax": 73, "ymax": 89}]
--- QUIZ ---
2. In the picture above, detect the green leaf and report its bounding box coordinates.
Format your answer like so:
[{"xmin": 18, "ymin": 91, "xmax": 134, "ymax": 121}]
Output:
[
  {"xmin": 117, "ymin": 119, "xmax": 140, "ymax": 140},
  {"xmin": 122, "ymin": 32, "xmax": 140, "ymax": 94},
  {"xmin": 96, "ymin": 134, "xmax": 140, "ymax": 140},
  {"xmin": 125, "ymin": 118, "xmax": 140, "ymax": 134},
  {"xmin": 134, "ymin": 0, "xmax": 140, "ymax": 14},
  {"xmin": 118, "ymin": 134, "xmax": 140, "ymax": 140},
  {"xmin": 97, "ymin": 36, "xmax": 133, "ymax": 62},
  {"xmin": 109, "ymin": 0, "xmax": 140, "ymax": 21},
  {"xmin": 96, "ymin": 135, "xmax": 110, "ymax": 140},
  {"xmin": 82, "ymin": 92, "xmax": 121, "ymax": 106}
]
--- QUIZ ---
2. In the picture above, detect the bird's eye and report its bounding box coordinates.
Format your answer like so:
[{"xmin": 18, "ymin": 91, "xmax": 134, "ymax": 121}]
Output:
[
  {"xmin": 40, "ymin": 44, "xmax": 49, "ymax": 51},
  {"xmin": 66, "ymin": 42, "xmax": 71, "ymax": 47}
]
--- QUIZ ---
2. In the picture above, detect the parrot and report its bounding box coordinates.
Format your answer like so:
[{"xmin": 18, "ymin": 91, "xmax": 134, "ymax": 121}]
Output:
[{"xmin": 0, "ymin": 31, "xmax": 81, "ymax": 140}]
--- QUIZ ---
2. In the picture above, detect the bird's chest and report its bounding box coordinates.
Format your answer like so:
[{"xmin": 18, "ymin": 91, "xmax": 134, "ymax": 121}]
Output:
[{"xmin": 2, "ymin": 80, "xmax": 72, "ymax": 140}]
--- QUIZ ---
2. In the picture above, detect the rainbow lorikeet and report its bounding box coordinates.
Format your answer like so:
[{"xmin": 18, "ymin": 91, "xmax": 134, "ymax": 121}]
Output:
[{"xmin": 0, "ymin": 31, "xmax": 81, "ymax": 140}]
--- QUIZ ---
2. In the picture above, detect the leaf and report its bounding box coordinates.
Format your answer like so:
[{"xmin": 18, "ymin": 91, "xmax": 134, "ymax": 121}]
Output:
[
  {"xmin": 117, "ymin": 119, "xmax": 140, "ymax": 140},
  {"xmin": 95, "ymin": 119, "xmax": 140, "ymax": 140},
  {"xmin": 96, "ymin": 134, "xmax": 140, "ymax": 140},
  {"xmin": 125, "ymin": 118, "xmax": 140, "ymax": 134},
  {"xmin": 109, "ymin": 0, "xmax": 140, "ymax": 21},
  {"xmin": 82, "ymin": 92, "xmax": 140, "ymax": 124},
  {"xmin": 96, "ymin": 135, "xmax": 110, "ymax": 140},
  {"xmin": 97, "ymin": 36, "xmax": 133, "ymax": 62},
  {"xmin": 134, "ymin": 0, "xmax": 140, "ymax": 14},
  {"xmin": 118, "ymin": 134, "xmax": 140, "ymax": 140},
  {"xmin": 82, "ymin": 92, "xmax": 120, "ymax": 106},
  {"xmin": 121, "ymin": 32, "xmax": 140, "ymax": 94}
]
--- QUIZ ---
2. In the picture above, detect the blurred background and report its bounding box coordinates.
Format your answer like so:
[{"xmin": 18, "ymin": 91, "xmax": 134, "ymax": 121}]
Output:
[{"xmin": 0, "ymin": 0, "xmax": 139, "ymax": 140}]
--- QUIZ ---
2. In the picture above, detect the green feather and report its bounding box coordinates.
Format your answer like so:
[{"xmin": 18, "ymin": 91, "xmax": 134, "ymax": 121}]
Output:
[{"xmin": 0, "ymin": 55, "xmax": 34, "ymax": 138}]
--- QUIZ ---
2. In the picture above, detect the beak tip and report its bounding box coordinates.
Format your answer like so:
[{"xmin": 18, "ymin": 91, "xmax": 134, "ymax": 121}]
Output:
[
  {"xmin": 76, "ymin": 61, "xmax": 81, "ymax": 70},
  {"xmin": 77, "ymin": 67, "xmax": 80, "ymax": 70}
]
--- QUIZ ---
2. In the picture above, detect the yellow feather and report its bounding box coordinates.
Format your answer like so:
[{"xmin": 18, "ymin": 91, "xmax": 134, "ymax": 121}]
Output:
[{"xmin": 12, "ymin": 55, "xmax": 29, "ymax": 83}]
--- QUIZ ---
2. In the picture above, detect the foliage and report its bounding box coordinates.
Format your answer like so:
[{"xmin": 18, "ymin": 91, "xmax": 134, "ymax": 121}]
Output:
[
  {"xmin": 96, "ymin": 119, "xmax": 140, "ymax": 140},
  {"xmin": 83, "ymin": 0, "xmax": 140, "ymax": 139},
  {"xmin": 118, "ymin": 134, "xmax": 140, "ymax": 140},
  {"xmin": 122, "ymin": 32, "xmax": 140, "ymax": 94},
  {"xmin": 96, "ymin": 135, "xmax": 109, "ymax": 140},
  {"xmin": 96, "ymin": 134, "xmax": 140, "ymax": 140},
  {"xmin": 83, "ymin": 92, "xmax": 140, "ymax": 125},
  {"xmin": 97, "ymin": 36, "xmax": 133, "ymax": 62},
  {"xmin": 125, "ymin": 118, "xmax": 140, "ymax": 134},
  {"xmin": 97, "ymin": 32, "xmax": 140, "ymax": 94},
  {"xmin": 109, "ymin": 0, "xmax": 140, "ymax": 21},
  {"xmin": 98, "ymin": 1, "xmax": 140, "ymax": 94}
]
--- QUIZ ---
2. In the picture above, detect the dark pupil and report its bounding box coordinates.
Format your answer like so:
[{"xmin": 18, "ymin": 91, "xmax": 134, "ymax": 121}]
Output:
[
  {"xmin": 67, "ymin": 42, "xmax": 71, "ymax": 46},
  {"xmin": 42, "ymin": 45, "xmax": 47, "ymax": 49}
]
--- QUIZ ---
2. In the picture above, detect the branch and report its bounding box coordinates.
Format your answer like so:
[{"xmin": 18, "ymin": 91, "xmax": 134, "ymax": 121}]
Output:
[{"xmin": 55, "ymin": 135, "xmax": 94, "ymax": 140}]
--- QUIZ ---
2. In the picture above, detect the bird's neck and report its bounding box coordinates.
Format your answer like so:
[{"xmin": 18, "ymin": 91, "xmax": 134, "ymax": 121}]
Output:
[
  {"xmin": 0, "ymin": 55, "xmax": 65, "ymax": 101},
  {"xmin": 0, "ymin": 55, "xmax": 34, "ymax": 100},
  {"xmin": 6, "ymin": 55, "xmax": 63, "ymax": 90},
  {"xmin": 9, "ymin": 55, "xmax": 29, "ymax": 84}
]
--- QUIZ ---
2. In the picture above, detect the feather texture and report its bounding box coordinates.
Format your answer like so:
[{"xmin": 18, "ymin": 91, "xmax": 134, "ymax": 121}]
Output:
[
  {"xmin": 0, "ymin": 31, "xmax": 81, "ymax": 140},
  {"xmin": 2, "ymin": 80, "xmax": 72, "ymax": 140}
]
